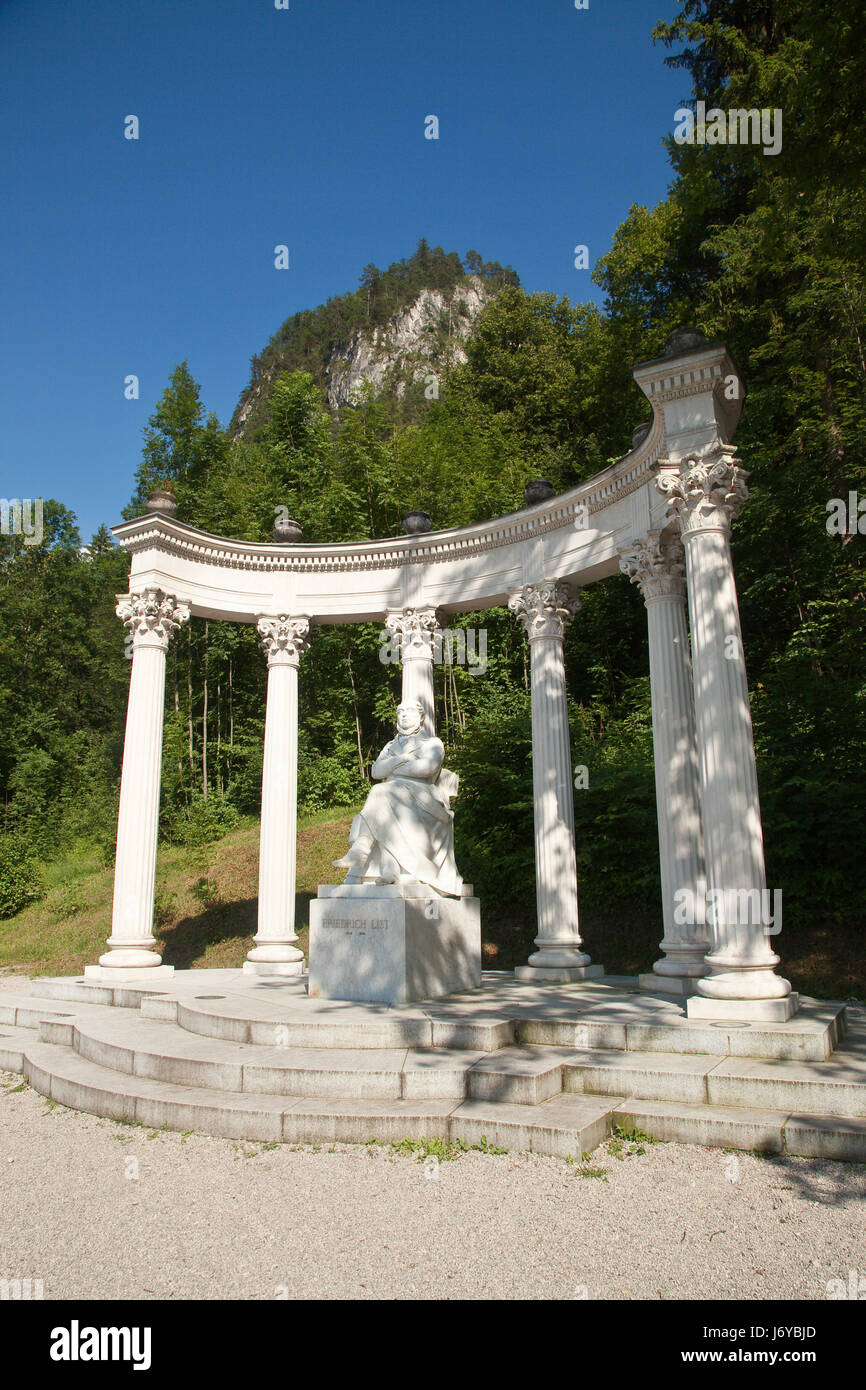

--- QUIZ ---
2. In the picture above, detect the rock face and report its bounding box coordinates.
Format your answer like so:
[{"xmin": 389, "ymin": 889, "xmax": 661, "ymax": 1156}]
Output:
[
  {"xmin": 233, "ymin": 276, "xmax": 493, "ymax": 433},
  {"xmin": 324, "ymin": 277, "xmax": 492, "ymax": 410}
]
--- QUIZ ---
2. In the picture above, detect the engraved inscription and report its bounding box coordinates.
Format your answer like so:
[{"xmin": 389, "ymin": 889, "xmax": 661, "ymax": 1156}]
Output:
[{"xmin": 323, "ymin": 918, "xmax": 389, "ymax": 930}]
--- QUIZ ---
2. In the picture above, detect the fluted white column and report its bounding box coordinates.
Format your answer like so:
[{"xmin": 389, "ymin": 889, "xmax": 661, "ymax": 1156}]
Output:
[
  {"xmin": 384, "ymin": 607, "xmax": 444, "ymax": 733},
  {"xmin": 245, "ymin": 615, "xmax": 311, "ymax": 977},
  {"xmin": 658, "ymin": 451, "xmax": 795, "ymax": 1020},
  {"xmin": 620, "ymin": 534, "xmax": 709, "ymax": 992},
  {"xmin": 88, "ymin": 588, "xmax": 190, "ymax": 980},
  {"xmin": 509, "ymin": 582, "xmax": 603, "ymax": 982}
]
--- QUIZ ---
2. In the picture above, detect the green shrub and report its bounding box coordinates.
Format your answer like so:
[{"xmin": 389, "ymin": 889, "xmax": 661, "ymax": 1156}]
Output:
[
  {"xmin": 0, "ymin": 837, "xmax": 45, "ymax": 918},
  {"xmin": 298, "ymin": 751, "xmax": 362, "ymax": 812},
  {"xmin": 176, "ymin": 794, "xmax": 240, "ymax": 849}
]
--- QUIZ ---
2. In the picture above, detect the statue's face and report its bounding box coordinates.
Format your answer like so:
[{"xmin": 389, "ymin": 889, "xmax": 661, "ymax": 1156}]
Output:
[{"xmin": 396, "ymin": 704, "xmax": 423, "ymax": 735}]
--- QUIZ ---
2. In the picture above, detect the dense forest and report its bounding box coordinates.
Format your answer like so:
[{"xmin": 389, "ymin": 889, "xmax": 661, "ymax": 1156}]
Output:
[{"xmin": 1, "ymin": 1, "xmax": 864, "ymax": 982}]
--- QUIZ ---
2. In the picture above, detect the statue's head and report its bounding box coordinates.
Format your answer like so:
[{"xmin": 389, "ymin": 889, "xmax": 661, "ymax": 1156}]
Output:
[{"xmin": 396, "ymin": 701, "xmax": 423, "ymax": 735}]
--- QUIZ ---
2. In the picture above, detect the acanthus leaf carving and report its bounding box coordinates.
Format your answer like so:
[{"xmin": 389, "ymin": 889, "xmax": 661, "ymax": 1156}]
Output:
[
  {"xmin": 656, "ymin": 449, "xmax": 749, "ymax": 537},
  {"xmin": 384, "ymin": 607, "xmax": 445, "ymax": 654},
  {"xmin": 116, "ymin": 587, "xmax": 190, "ymax": 649},
  {"xmin": 257, "ymin": 615, "xmax": 311, "ymax": 666},
  {"xmin": 619, "ymin": 532, "xmax": 686, "ymax": 601},
  {"xmin": 509, "ymin": 581, "xmax": 580, "ymax": 641}
]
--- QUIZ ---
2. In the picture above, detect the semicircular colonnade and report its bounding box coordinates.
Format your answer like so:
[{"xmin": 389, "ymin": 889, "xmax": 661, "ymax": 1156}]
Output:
[{"xmin": 97, "ymin": 333, "xmax": 797, "ymax": 1024}]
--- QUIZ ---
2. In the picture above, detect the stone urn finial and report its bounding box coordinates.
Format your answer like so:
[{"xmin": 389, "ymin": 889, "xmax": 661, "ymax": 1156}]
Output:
[
  {"xmin": 523, "ymin": 479, "xmax": 556, "ymax": 507},
  {"xmin": 663, "ymin": 326, "xmax": 707, "ymax": 358},
  {"xmin": 273, "ymin": 517, "xmax": 304, "ymax": 544},
  {"xmin": 402, "ymin": 511, "xmax": 433, "ymax": 535},
  {"xmin": 146, "ymin": 488, "xmax": 178, "ymax": 517}
]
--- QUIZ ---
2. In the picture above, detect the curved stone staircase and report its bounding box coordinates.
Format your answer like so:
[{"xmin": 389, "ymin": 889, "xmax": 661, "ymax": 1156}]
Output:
[{"xmin": 2, "ymin": 971, "xmax": 865, "ymax": 1160}]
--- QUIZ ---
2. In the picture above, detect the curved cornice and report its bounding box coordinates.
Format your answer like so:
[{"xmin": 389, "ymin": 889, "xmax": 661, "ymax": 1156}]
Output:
[{"xmin": 112, "ymin": 413, "xmax": 666, "ymax": 575}]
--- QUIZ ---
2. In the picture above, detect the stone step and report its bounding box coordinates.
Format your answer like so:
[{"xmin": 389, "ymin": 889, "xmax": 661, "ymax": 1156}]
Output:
[
  {"xmin": 562, "ymin": 1047, "xmax": 866, "ymax": 1117},
  {"xmin": 464, "ymin": 1047, "xmax": 573, "ymax": 1105},
  {"xmin": 43, "ymin": 1004, "xmax": 866, "ymax": 1119},
  {"xmin": 611, "ymin": 1098, "xmax": 866, "ymax": 1161},
  {"xmin": 159, "ymin": 989, "xmax": 849, "ymax": 1063},
  {"xmin": 0, "ymin": 1022, "xmax": 30, "ymax": 1073},
  {"xmin": 24, "ymin": 997, "xmax": 866, "ymax": 1118},
  {"xmin": 174, "ymin": 994, "xmax": 448, "ymax": 1051},
  {"xmin": 17, "ymin": 1037, "xmax": 618, "ymax": 1154},
  {"xmin": 7, "ymin": 1031, "xmax": 866, "ymax": 1161},
  {"xmin": 64, "ymin": 1011, "xmax": 493, "ymax": 1101},
  {"xmin": 24, "ymin": 972, "xmax": 846, "ymax": 1062},
  {"xmin": 0, "ymin": 994, "xmax": 121, "ymax": 1031}
]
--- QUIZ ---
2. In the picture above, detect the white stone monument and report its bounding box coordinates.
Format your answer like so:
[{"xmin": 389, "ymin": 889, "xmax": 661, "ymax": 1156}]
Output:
[
  {"xmin": 308, "ymin": 701, "xmax": 481, "ymax": 1004},
  {"xmin": 96, "ymin": 327, "xmax": 799, "ymax": 1023}
]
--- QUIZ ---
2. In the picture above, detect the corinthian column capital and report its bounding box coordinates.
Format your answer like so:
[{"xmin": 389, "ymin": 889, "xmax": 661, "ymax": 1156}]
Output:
[
  {"xmin": 656, "ymin": 448, "xmax": 749, "ymax": 538},
  {"xmin": 509, "ymin": 581, "xmax": 580, "ymax": 641},
  {"xmin": 116, "ymin": 587, "xmax": 190, "ymax": 650},
  {"xmin": 619, "ymin": 532, "xmax": 686, "ymax": 602},
  {"xmin": 384, "ymin": 606, "xmax": 445, "ymax": 656},
  {"xmin": 257, "ymin": 615, "xmax": 311, "ymax": 667}
]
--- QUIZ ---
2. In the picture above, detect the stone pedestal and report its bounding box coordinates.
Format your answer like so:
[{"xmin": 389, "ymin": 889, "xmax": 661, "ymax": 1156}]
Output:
[
  {"xmin": 308, "ymin": 884, "xmax": 481, "ymax": 1004},
  {"xmin": 637, "ymin": 972, "xmax": 703, "ymax": 998},
  {"xmin": 685, "ymin": 992, "xmax": 801, "ymax": 1023}
]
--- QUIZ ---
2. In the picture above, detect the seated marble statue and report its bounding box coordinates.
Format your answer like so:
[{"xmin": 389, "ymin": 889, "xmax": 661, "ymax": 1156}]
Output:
[{"xmin": 333, "ymin": 700, "xmax": 463, "ymax": 897}]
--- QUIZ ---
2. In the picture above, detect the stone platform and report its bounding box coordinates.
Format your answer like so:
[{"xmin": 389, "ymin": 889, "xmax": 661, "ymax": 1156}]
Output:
[{"xmin": 1, "ymin": 971, "xmax": 864, "ymax": 1161}]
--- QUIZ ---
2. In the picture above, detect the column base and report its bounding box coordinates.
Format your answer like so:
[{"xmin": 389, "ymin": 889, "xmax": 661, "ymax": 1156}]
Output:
[
  {"xmin": 84, "ymin": 964, "xmax": 175, "ymax": 983},
  {"xmin": 242, "ymin": 959, "xmax": 306, "ymax": 978},
  {"xmin": 515, "ymin": 964, "xmax": 605, "ymax": 984},
  {"xmin": 638, "ymin": 972, "xmax": 703, "ymax": 998},
  {"xmin": 687, "ymin": 992, "xmax": 800, "ymax": 1022}
]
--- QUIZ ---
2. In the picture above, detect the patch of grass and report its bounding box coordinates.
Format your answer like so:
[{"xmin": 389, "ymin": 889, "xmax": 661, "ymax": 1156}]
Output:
[
  {"xmin": 0, "ymin": 812, "xmax": 355, "ymax": 977},
  {"xmin": 577, "ymin": 1162, "xmax": 609, "ymax": 1179},
  {"xmin": 389, "ymin": 1134, "xmax": 508, "ymax": 1162},
  {"xmin": 606, "ymin": 1123, "xmax": 657, "ymax": 1160}
]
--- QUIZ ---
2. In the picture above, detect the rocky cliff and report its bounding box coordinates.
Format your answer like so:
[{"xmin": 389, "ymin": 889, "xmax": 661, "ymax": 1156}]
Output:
[
  {"xmin": 322, "ymin": 277, "xmax": 492, "ymax": 410},
  {"xmin": 231, "ymin": 266, "xmax": 500, "ymax": 437}
]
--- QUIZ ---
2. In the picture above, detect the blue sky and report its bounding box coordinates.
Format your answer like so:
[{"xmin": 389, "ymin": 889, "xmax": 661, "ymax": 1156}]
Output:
[{"xmin": 1, "ymin": 0, "xmax": 690, "ymax": 541}]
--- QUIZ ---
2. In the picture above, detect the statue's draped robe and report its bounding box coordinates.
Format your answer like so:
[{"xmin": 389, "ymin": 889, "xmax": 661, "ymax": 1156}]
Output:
[{"xmin": 348, "ymin": 734, "xmax": 463, "ymax": 897}]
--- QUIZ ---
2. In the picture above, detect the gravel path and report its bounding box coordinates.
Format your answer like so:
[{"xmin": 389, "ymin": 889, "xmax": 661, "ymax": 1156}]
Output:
[{"xmin": 2, "ymin": 1066, "xmax": 864, "ymax": 1301}]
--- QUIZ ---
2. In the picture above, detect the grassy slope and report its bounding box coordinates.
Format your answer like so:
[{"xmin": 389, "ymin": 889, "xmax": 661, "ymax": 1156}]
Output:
[{"xmin": 0, "ymin": 814, "xmax": 862, "ymax": 998}]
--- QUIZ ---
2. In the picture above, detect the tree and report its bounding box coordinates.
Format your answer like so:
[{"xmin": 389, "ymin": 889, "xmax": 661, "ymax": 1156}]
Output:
[{"xmin": 125, "ymin": 362, "xmax": 227, "ymax": 515}]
